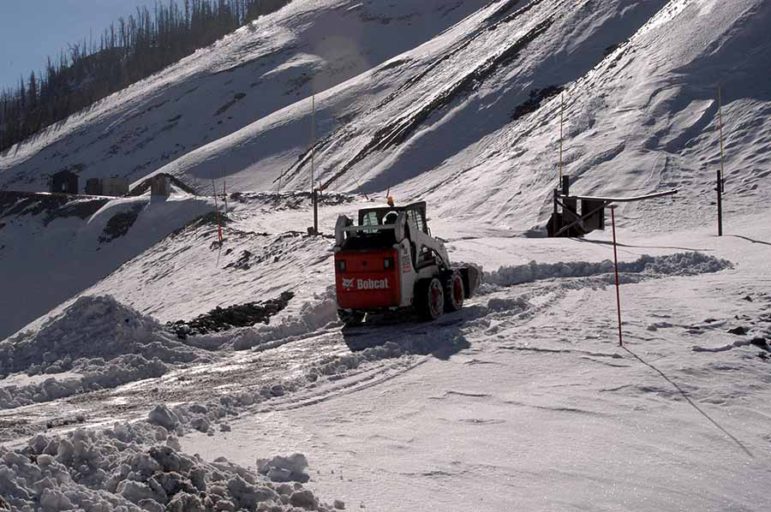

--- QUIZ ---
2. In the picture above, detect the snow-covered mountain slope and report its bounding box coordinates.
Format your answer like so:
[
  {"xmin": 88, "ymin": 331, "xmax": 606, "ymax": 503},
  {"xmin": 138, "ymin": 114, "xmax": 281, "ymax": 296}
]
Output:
[
  {"xmin": 0, "ymin": 191, "xmax": 212, "ymax": 339},
  {"xmin": 4, "ymin": 0, "xmax": 769, "ymax": 236},
  {"xmin": 0, "ymin": 0, "xmax": 487, "ymax": 192},
  {"xmin": 52, "ymin": 0, "xmax": 765, "ymax": 233}
]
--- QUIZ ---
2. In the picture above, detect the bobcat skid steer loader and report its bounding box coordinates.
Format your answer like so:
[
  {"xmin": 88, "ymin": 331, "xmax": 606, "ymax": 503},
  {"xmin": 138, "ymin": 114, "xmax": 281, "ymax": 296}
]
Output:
[{"xmin": 334, "ymin": 201, "xmax": 480, "ymax": 326}]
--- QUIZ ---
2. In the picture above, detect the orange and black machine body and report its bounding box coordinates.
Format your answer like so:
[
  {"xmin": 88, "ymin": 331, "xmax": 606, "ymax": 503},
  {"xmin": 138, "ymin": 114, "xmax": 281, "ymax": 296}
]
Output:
[
  {"xmin": 333, "ymin": 203, "xmax": 426, "ymax": 313},
  {"xmin": 334, "ymin": 248, "xmax": 402, "ymax": 310}
]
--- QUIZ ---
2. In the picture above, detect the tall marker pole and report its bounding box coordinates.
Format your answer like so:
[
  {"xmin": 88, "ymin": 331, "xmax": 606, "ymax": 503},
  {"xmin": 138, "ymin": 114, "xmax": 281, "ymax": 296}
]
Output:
[
  {"xmin": 559, "ymin": 92, "xmax": 564, "ymax": 183},
  {"xmin": 311, "ymin": 93, "xmax": 316, "ymax": 194},
  {"xmin": 716, "ymin": 87, "xmax": 726, "ymax": 237},
  {"xmin": 610, "ymin": 205, "xmax": 623, "ymax": 347},
  {"xmin": 311, "ymin": 93, "xmax": 319, "ymax": 235}
]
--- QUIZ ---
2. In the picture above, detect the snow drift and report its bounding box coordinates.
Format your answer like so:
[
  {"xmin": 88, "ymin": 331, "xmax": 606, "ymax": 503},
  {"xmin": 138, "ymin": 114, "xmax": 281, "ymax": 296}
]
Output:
[{"xmin": 484, "ymin": 251, "xmax": 733, "ymax": 287}]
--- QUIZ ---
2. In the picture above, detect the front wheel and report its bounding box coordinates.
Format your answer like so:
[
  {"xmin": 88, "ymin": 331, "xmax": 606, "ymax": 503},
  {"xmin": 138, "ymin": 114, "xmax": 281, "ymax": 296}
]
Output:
[
  {"xmin": 415, "ymin": 277, "xmax": 444, "ymax": 321},
  {"xmin": 444, "ymin": 271, "xmax": 465, "ymax": 312},
  {"xmin": 338, "ymin": 309, "xmax": 365, "ymax": 327}
]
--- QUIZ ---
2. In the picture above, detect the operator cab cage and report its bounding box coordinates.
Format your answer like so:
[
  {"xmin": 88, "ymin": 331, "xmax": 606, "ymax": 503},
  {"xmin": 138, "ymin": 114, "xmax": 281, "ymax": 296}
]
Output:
[{"xmin": 336, "ymin": 201, "xmax": 429, "ymax": 251}]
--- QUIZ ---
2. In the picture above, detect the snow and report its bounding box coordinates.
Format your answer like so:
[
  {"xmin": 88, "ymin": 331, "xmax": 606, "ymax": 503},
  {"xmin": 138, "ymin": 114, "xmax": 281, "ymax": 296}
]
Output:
[
  {"xmin": 0, "ymin": 420, "xmax": 340, "ymax": 511},
  {"xmin": 1, "ymin": 0, "xmax": 771, "ymax": 510},
  {"xmin": 0, "ymin": 0, "xmax": 489, "ymax": 192},
  {"xmin": 0, "ymin": 191, "xmax": 212, "ymax": 339},
  {"xmin": 2, "ymin": 210, "xmax": 768, "ymax": 509},
  {"xmin": 483, "ymin": 251, "xmax": 732, "ymax": 287},
  {"xmin": 0, "ymin": 295, "xmax": 207, "ymax": 410},
  {"xmin": 177, "ymin": 216, "xmax": 771, "ymax": 512},
  {"xmin": 257, "ymin": 453, "xmax": 311, "ymax": 483}
]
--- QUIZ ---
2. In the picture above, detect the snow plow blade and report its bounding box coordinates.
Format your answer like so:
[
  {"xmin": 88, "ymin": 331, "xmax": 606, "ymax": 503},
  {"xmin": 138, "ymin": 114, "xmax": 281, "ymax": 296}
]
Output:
[{"xmin": 458, "ymin": 265, "xmax": 481, "ymax": 298}]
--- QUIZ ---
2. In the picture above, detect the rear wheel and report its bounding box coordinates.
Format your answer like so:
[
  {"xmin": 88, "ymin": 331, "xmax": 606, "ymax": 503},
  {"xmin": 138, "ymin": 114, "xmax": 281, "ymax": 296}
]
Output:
[
  {"xmin": 415, "ymin": 277, "xmax": 444, "ymax": 321},
  {"xmin": 338, "ymin": 309, "xmax": 365, "ymax": 327},
  {"xmin": 444, "ymin": 271, "xmax": 465, "ymax": 312}
]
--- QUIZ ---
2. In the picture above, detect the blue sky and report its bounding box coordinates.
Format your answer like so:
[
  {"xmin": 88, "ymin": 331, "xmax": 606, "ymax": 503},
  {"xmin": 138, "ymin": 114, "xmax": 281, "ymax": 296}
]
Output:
[{"xmin": 0, "ymin": 0, "xmax": 157, "ymax": 91}]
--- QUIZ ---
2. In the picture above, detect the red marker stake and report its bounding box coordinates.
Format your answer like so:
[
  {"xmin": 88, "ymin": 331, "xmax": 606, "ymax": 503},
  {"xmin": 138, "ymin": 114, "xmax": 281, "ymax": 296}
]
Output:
[{"xmin": 610, "ymin": 205, "xmax": 623, "ymax": 347}]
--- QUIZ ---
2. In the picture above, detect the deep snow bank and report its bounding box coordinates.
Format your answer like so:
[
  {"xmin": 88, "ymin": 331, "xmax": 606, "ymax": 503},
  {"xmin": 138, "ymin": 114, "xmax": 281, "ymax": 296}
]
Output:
[{"xmin": 484, "ymin": 252, "xmax": 732, "ymax": 287}]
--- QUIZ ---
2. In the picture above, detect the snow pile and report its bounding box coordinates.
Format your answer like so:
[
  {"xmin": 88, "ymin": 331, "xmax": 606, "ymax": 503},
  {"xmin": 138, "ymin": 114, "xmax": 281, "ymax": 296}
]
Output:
[
  {"xmin": 0, "ymin": 421, "xmax": 339, "ymax": 511},
  {"xmin": 0, "ymin": 296, "xmax": 207, "ymax": 409},
  {"xmin": 231, "ymin": 291, "xmax": 339, "ymax": 351},
  {"xmin": 0, "ymin": 295, "xmax": 202, "ymax": 374},
  {"xmin": 149, "ymin": 403, "xmax": 240, "ymax": 437},
  {"xmin": 484, "ymin": 252, "xmax": 732, "ymax": 288}
]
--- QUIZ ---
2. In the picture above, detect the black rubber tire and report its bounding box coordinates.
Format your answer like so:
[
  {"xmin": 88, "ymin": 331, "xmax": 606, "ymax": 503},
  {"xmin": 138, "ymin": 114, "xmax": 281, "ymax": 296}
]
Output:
[
  {"xmin": 415, "ymin": 277, "xmax": 444, "ymax": 321},
  {"xmin": 444, "ymin": 271, "xmax": 465, "ymax": 312},
  {"xmin": 338, "ymin": 309, "xmax": 365, "ymax": 327}
]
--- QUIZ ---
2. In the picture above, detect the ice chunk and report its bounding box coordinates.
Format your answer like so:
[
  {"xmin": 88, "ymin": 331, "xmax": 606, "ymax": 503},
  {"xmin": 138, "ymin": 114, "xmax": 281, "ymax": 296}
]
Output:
[
  {"xmin": 148, "ymin": 405, "xmax": 180, "ymax": 431},
  {"xmin": 257, "ymin": 453, "xmax": 310, "ymax": 483}
]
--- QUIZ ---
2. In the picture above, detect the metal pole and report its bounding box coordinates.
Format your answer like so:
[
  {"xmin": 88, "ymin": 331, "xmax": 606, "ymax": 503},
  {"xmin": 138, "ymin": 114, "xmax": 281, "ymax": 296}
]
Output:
[
  {"xmin": 310, "ymin": 93, "xmax": 316, "ymax": 194},
  {"xmin": 717, "ymin": 87, "xmax": 725, "ymax": 237},
  {"xmin": 610, "ymin": 205, "xmax": 623, "ymax": 347},
  {"xmin": 311, "ymin": 93, "xmax": 318, "ymax": 235},
  {"xmin": 559, "ymin": 92, "xmax": 564, "ymax": 184},
  {"xmin": 551, "ymin": 187, "xmax": 559, "ymax": 237},
  {"xmin": 718, "ymin": 88, "xmax": 726, "ymax": 182}
]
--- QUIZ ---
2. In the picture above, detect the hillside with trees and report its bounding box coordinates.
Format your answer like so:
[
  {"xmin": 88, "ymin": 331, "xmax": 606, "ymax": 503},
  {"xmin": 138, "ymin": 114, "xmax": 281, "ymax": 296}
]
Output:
[{"xmin": 0, "ymin": 0, "xmax": 290, "ymax": 153}]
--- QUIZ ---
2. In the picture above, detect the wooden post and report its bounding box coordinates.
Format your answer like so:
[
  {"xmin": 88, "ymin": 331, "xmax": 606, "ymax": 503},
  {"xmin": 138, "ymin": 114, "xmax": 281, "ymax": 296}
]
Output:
[
  {"xmin": 312, "ymin": 188, "xmax": 319, "ymax": 235},
  {"xmin": 212, "ymin": 180, "xmax": 223, "ymax": 243},
  {"xmin": 716, "ymin": 170, "xmax": 723, "ymax": 237},
  {"xmin": 222, "ymin": 180, "xmax": 228, "ymax": 215},
  {"xmin": 610, "ymin": 205, "xmax": 623, "ymax": 347}
]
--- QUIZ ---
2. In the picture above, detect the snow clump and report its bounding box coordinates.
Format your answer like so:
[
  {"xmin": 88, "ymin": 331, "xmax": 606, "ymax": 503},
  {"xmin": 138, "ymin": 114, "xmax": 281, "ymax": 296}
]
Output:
[
  {"xmin": 257, "ymin": 453, "xmax": 310, "ymax": 483},
  {"xmin": 0, "ymin": 420, "xmax": 339, "ymax": 511}
]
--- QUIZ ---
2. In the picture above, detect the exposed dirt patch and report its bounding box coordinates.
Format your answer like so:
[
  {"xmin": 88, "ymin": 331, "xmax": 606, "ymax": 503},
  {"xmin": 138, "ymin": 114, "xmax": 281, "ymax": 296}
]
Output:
[
  {"xmin": 511, "ymin": 85, "xmax": 564, "ymax": 120},
  {"xmin": 0, "ymin": 191, "xmax": 108, "ymax": 224},
  {"xmin": 98, "ymin": 205, "xmax": 143, "ymax": 243},
  {"xmin": 215, "ymin": 92, "xmax": 247, "ymax": 116},
  {"xmin": 166, "ymin": 291, "xmax": 294, "ymax": 339}
]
